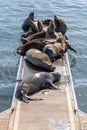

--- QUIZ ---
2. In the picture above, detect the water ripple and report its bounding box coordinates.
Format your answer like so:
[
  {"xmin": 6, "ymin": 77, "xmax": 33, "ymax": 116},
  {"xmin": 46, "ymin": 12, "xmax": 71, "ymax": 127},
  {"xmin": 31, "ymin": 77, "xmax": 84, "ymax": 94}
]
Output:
[{"xmin": 0, "ymin": 0, "xmax": 87, "ymax": 113}]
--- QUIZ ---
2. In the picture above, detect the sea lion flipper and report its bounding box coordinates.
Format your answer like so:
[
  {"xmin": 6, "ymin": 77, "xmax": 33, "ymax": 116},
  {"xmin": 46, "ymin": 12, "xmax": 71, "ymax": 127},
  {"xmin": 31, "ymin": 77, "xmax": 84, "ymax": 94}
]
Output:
[
  {"xmin": 22, "ymin": 95, "xmax": 29, "ymax": 103},
  {"xmin": 27, "ymin": 97, "xmax": 43, "ymax": 101},
  {"xmin": 49, "ymin": 83, "xmax": 61, "ymax": 90},
  {"xmin": 65, "ymin": 42, "xmax": 77, "ymax": 53},
  {"xmin": 43, "ymin": 80, "xmax": 61, "ymax": 90}
]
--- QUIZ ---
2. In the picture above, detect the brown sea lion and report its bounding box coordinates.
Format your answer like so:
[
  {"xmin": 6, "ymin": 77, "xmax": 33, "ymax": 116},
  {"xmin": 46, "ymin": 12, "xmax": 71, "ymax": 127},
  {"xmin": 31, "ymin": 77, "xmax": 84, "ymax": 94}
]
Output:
[
  {"xmin": 22, "ymin": 12, "xmax": 34, "ymax": 32},
  {"xmin": 43, "ymin": 42, "xmax": 64, "ymax": 62},
  {"xmin": 46, "ymin": 20, "xmax": 59, "ymax": 38},
  {"xmin": 21, "ymin": 21, "xmax": 59, "ymax": 44},
  {"xmin": 43, "ymin": 35, "xmax": 76, "ymax": 62},
  {"xmin": 16, "ymin": 71, "xmax": 61, "ymax": 103},
  {"xmin": 54, "ymin": 15, "xmax": 67, "ymax": 35},
  {"xmin": 21, "ymin": 20, "xmax": 43, "ymax": 40},
  {"xmin": 29, "ymin": 20, "xmax": 39, "ymax": 33},
  {"xmin": 17, "ymin": 39, "xmax": 49, "ymax": 56},
  {"xmin": 37, "ymin": 20, "xmax": 43, "ymax": 32},
  {"xmin": 21, "ymin": 30, "xmax": 46, "ymax": 44},
  {"xmin": 26, "ymin": 48, "xmax": 55, "ymax": 72}
]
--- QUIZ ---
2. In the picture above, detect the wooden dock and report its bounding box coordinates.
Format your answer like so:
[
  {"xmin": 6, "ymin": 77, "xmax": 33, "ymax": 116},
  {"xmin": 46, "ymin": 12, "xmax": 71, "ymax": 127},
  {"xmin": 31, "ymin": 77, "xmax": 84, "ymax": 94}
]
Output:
[{"xmin": 0, "ymin": 54, "xmax": 87, "ymax": 130}]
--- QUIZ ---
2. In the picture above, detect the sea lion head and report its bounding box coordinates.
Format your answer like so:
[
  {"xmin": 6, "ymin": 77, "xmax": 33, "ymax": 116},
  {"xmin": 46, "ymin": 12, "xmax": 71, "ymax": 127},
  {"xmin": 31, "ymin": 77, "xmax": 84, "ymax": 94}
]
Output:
[
  {"xmin": 54, "ymin": 15, "xmax": 59, "ymax": 26},
  {"xmin": 29, "ymin": 12, "xmax": 34, "ymax": 21},
  {"xmin": 51, "ymin": 72, "xmax": 61, "ymax": 83},
  {"xmin": 17, "ymin": 47, "xmax": 25, "ymax": 56}
]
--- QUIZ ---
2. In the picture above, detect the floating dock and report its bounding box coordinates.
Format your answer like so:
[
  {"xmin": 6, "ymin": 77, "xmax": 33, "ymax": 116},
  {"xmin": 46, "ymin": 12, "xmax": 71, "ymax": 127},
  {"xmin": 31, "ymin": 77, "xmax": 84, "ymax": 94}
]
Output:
[{"xmin": 0, "ymin": 54, "xmax": 87, "ymax": 130}]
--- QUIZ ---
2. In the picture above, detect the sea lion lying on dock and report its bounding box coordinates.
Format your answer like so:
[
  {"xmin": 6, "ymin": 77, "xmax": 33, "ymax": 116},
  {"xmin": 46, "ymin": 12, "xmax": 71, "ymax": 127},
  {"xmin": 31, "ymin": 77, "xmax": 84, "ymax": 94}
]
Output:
[
  {"xmin": 21, "ymin": 30, "xmax": 46, "ymax": 44},
  {"xmin": 21, "ymin": 20, "xmax": 44, "ymax": 40},
  {"xmin": 26, "ymin": 48, "xmax": 55, "ymax": 72},
  {"xmin": 43, "ymin": 36, "xmax": 77, "ymax": 62},
  {"xmin": 16, "ymin": 72, "xmax": 61, "ymax": 103},
  {"xmin": 43, "ymin": 42, "xmax": 64, "ymax": 62},
  {"xmin": 17, "ymin": 38, "xmax": 49, "ymax": 56},
  {"xmin": 21, "ymin": 20, "xmax": 59, "ymax": 44}
]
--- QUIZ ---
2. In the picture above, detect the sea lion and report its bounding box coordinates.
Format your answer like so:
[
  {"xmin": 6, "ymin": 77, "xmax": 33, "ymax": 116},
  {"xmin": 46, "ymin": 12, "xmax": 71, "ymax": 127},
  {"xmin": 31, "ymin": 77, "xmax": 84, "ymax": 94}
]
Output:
[
  {"xmin": 29, "ymin": 20, "xmax": 39, "ymax": 33},
  {"xmin": 16, "ymin": 71, "xmax": 61, "ymax": 103},
  {"xmin": 43, "ymin": 35, "xmax": 76, "ymax": 62},
  {"xmin": 43, "ymin": 42, "xmax": 64, "ymax": 62},
  {"xmin": 26, "ymin": 48, "xmax": 55, "ymax": 72},
  {"xmin": 42, "ymin": 19, "xmax": 52, "ymax": 26},
  {"xmin": 46, "ymin": 20, "xmax": 59, "ymax": 39},
  {"xmin": 17, "ymin": 39, "xmax": 49, "ymax": 56},
  {"xmin": 22, "ymin": 12, "xmax": 34, "ymax": 32},
  {"xmin": 21, "ymin": 30, "xmax": 46, "ymax": 44},
  {"xmin": 21, "ymin": 21, "xmax": 43, "ymax": 40},
  {"xmin": 54, "ymin": 15, "xmax": 67, "ymax": 35},
  {"xmin": 21, "ymin": 20, "xmax": 59, "ymax": 44},
  {"xmin": 37, "ymin": 20, "xmax": 43, "ymax": 32}
]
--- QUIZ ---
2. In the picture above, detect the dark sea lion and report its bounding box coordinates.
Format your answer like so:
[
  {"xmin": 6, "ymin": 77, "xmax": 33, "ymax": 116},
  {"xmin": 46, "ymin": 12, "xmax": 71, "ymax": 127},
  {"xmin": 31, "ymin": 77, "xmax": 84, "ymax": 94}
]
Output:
[
  {"xmin": 22, "ymin": 12, "xmax": 34, "ymax": 32},
  {"xmin": 29, "ymin": 20, "xmax": 39, "ymax": 33},
  {"xmin": 16, "ymin": 71, "xmax": 61, "ymax": 103},
  {"xmin": 17, "ymin": 39, "xmax": 49, "ymax": 56},
  {"xmin": 42, "ymin": 19, "xmax": 52, "ymax": 26},
  {"xmin": 54, "ymin": 15, "xmax": 67, "ymax": 35},
  {"xmin": 37, "ymin": 20, "xmax": 43, "ymax": 32},
  {"xmin": 21, "ymin": 30, "xmax": 46, "ymax": 44},
  {"xmin": 21, "ymin": 21, "xmax": 43, "ymax": 40},
  {"xmin": 46, "ymin": 20, "xmax": 58, "ymax": 38},
  {"xmin": 26, "ymin": 48, "xmax": 55, "ymax": 72}
]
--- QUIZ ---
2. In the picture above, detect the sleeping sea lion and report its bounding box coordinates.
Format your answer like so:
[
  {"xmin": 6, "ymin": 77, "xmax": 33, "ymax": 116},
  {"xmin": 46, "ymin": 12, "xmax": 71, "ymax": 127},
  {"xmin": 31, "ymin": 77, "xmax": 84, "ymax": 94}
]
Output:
[
  {"xmin": 22, "ymin": 12, "xmax": 34, "ymax": 32},
  {"xmin": 21, "ymin": 30, "xmax": 46, "ymax": 44},
  {"xmin": 16, "ymin": 71, "xmax": 61, "ymax": 103},
  {"xmin": 17, "ymin": 39, "xmax": 49, "ymax": 56},
  {"xmin": 26, "ymin": 48, "xmax": 55, "ymax": 72},
  {"xmin": 43, "ymin": 42, "xmax": 64, "ymax": 62},
  {"xmin": 43, "ymin": 35, "xmax": 76, "ymax": 62},
  {"xmin": 54, "ymin": 15, "xmax": 67, "ymax": 35}
]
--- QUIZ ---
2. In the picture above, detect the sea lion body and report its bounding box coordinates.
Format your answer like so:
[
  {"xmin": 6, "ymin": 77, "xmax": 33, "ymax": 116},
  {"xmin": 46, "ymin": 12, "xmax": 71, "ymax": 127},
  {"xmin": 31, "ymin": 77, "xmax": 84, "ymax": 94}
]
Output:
[
  {"xmin": 26, "ymin": 49, "xmax": 55, "ymax": 71},
  {"xmin": 37, "ymin": 20, "xmax": 43, "ymax": 32},
  {"xmin": 21, "ymin": 30, "xmax": 46, "ymax": 44},
  {"xmin": 42, "ymin": 19, "xmax": 52, "ymax": 26},
  {"xmin": 43, "ymin": 42, "xmax": 64, "ymax": 62},
  {"xmin": 54, "ymin": 15, "xmax": 67, "ymax": 35},
  {"xmin": 46, "ymin": 20, "xmax": 58, "ymax": 39},
  {"xmin": 16, "ymin": 72, "xmax": 61, "ymax": 103},
  {"xmin": 22, "ymin": 12, "xmax": 34, "ymax": 32},
  {"xmin": 17, "ymin": 39, "xmax": 49, "ymax": 56}
]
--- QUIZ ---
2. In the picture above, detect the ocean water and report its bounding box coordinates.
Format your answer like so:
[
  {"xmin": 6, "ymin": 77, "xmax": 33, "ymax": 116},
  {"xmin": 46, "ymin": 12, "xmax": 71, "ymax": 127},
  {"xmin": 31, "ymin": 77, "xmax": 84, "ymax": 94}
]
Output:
[{"xmin": 0, "ymin": 0, "xmax": 87, "ymax": 113}]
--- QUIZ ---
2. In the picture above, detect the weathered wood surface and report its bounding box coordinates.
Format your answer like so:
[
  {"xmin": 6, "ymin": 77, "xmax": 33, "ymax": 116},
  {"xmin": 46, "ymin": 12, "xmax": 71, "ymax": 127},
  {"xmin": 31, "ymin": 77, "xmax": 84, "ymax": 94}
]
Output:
[{"xmin": 0, "ymin": 55, "xmax": 87, "ymax": 130}]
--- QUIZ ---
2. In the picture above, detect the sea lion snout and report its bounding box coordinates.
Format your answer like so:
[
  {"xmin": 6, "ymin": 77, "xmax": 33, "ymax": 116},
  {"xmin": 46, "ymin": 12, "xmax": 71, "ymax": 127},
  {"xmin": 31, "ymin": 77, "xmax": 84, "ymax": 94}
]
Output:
[{"xmin": 17, "ymin": 47, "xmax": 25, "ymax": 56}]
